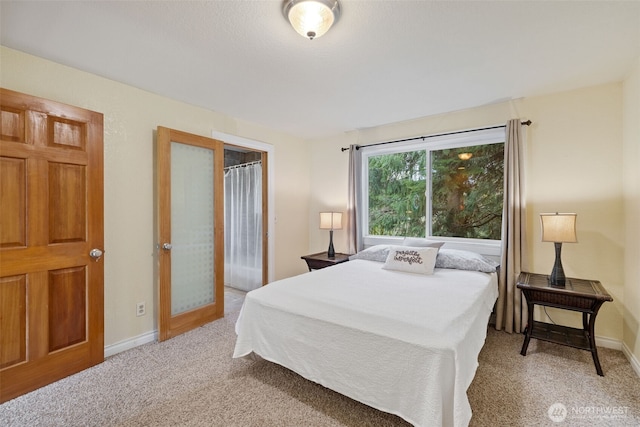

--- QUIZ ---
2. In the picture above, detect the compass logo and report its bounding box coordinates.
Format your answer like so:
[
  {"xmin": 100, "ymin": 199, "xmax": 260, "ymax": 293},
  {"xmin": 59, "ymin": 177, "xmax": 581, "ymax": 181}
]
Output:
[{"xmin": 548, "ymin": 402, "xmax": 568, "ymax": 423}]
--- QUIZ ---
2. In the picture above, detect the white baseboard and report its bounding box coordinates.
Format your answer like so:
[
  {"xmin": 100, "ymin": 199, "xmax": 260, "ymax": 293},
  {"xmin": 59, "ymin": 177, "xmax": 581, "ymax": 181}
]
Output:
[
  {"xmin": 595, "ymin": 335, "xmax": 640, "ymax": 379},
  {"xmin": 622, "ymin": 341, "xmax": 640, "ymax": 379},
  {"xmin": 595, "ymin": 335, "xmax": 622, "ymax": 350},
  {"xmin": 104, "ymin": 330, "xmax": 157, "ymax": 358}
]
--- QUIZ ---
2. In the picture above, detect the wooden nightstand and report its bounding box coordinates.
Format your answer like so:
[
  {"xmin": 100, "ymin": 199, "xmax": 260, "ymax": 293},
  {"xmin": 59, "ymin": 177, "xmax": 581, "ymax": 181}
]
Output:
[
  {"xmin": 517, "ymin": 271, "xmax": 613, "ymax": 376},
  {"xmin": 301, "ymin": 252, "xmax": 349, "ymax": 271}
]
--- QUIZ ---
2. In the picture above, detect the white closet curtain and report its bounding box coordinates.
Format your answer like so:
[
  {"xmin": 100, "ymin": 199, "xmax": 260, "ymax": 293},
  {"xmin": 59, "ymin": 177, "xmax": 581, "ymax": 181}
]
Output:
[{"xmin": 224, "ymin": 162, "xmax": 262, "ymax": 292}]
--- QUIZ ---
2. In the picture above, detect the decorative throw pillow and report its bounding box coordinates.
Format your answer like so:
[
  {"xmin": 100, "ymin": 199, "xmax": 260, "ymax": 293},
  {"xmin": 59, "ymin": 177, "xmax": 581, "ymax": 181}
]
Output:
[
  {"xmin": 402, "ymin": 237, "xmax": 445, "ymax": 249},
  {"xmin": 382, "ymin": 246, "xmax": 438, "ymax": 275},
  {"xmin": 435, "ymin": 249, "xmax": 499, "ymax": 273},
  {"xmin": 348, "ymin": 245, "xmax": 391, "ymax": 262}
]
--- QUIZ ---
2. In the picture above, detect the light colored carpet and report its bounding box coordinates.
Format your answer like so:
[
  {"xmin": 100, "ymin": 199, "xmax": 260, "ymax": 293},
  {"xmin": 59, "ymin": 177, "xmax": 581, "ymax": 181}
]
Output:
[
  {"xmin": 1, "ymin": 292, "xmax": 639, "ymax": 427},
  {"xmin": 468, "ymin": 328, "xmax": 640, "ymax": 426}
]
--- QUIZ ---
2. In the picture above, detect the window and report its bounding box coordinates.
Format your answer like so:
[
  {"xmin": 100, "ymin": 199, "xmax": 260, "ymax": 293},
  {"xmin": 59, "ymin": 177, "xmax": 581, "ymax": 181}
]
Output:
[{"xmin": 362, "ymin": 128, "xmax": 505, "ymax": 244}]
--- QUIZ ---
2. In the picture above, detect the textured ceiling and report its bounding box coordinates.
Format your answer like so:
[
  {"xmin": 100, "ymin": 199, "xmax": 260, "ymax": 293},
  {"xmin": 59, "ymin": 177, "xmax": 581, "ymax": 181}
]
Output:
[{"xmin": 1, "ymin": 1, "xmax": 639, "ymax": 140}]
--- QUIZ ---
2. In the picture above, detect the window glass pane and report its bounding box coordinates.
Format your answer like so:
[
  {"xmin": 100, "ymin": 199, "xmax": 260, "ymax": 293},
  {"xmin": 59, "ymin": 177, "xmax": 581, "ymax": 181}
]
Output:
[
  {"xmin": 431, "ymin": 143, "xmax": 504, "ymax": 239},
  {"xmin": 368, "ymin": 150, "xmax": 426, "ymax": 237}
]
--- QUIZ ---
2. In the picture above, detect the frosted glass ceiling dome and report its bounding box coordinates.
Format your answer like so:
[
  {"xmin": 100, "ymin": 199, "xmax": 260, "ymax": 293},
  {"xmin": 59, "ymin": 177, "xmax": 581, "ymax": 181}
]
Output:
[{"xmin": 283, "ymin": 0, "xmax": 340, "ymax": 40}]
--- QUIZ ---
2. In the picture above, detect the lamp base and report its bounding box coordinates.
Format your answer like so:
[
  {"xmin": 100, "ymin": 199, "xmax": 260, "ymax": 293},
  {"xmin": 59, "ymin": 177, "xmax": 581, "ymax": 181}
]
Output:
[
  {"xmin": 327, "ymin": 230, "xmax": 335, "ymax": 259},
  {"xmin": 549, "ymin": 242, "xmax": 566, "ymax": 287}
]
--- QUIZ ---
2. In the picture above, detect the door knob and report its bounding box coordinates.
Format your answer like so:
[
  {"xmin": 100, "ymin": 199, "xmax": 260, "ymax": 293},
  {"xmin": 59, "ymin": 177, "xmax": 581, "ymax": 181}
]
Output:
[
  {"xmin": 89, "ymin": 248, "xmax": 103, "ymax": 261},
  {"xmin": 162, "ymin": 243, "xmax": 172, "ymax": 250}
]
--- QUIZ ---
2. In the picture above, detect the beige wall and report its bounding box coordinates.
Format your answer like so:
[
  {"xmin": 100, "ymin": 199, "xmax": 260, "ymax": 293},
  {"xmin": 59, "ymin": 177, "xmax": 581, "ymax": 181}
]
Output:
[
  {"xmin": 2, "ymin": 44, "xmax": 636, "ymax": 366},
  {"xmin": 623, "ymin": 57, "xmax": 640, "ymax": 366},
  {"xmin": 524, "ymin": 84, "xmax": 624, "ymax": 343},
  {"xmin": 0, "ymin": 46, "xmax": 311, "ymax": 348},
  {"xmin": 309, "ymin": 83, "xmax": 626, "ymax": 345}
]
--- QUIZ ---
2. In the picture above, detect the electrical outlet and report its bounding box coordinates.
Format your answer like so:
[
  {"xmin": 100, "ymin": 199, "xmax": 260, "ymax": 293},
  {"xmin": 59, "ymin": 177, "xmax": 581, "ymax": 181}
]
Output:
[{"xmin": 136, "ymin": 302, "xmax": 146, "ymax": 317}]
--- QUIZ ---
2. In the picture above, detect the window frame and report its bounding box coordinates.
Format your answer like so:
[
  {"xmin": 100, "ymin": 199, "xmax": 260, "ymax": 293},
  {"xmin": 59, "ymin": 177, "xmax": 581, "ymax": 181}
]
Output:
[{"xmin": 360, "ymin": 127, "xmax": 505, "ymax": 256}]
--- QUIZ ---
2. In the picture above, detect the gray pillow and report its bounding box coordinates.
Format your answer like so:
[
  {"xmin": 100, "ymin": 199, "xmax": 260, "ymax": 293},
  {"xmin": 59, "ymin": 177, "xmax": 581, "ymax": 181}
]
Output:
[
  {"xmin": 435, "ymin": 249, "xmax": 499, "ymax": 273},
  {"xmin": 349, "ymin": 245, "xmax": 390, "ymax": 262}
]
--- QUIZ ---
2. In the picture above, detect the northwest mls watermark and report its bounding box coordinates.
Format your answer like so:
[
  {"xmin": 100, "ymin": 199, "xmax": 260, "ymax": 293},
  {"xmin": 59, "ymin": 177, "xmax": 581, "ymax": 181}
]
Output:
[{"xmin": 548, "ymin": 402, "xmax": 630, "ymax": 423}]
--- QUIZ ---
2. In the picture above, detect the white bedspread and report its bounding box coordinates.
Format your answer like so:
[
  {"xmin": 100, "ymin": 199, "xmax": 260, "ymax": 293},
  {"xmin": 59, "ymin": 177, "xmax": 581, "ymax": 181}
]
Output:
[{"xmin": 233, "ymin": 259, "xmax": 498, "ymax": 427}]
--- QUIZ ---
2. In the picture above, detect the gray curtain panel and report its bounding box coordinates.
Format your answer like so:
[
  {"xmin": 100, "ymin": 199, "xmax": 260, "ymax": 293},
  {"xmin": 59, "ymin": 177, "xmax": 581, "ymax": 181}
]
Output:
[
  {"xmin": 347, "ymin": 144, "xmax": 363, "ymax": 254},
  {"xmin": 496, "ymin": 119, "xmax": 529, "ymax": 333}
]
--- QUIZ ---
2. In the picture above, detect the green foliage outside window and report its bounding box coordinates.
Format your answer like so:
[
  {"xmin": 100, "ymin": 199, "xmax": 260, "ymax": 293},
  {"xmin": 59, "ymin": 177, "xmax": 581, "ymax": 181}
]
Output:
[
  {"xmin": 368, "ymin": 151, "xmax": 427, "ymax": 237},
  {"xmin": 368, "ymin": 143, "xmax": 504, "ymax": 240},
  {"xmin": 431, "ymin": 144, "xmax": 504, "ymax": 239}
]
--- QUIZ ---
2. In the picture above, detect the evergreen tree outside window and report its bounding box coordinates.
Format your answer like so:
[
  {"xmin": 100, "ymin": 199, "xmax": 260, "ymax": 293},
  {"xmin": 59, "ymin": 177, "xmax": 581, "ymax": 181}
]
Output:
[
  {"xmin": 430, "ymin": 143, "xmax": 503, "ymax": 239},
  {"xmin": 363, "ymin": 128, "xmax": 505, "ymax": 243},
  {"xmin": 368, "ymin": 150, "xmax": 427, "ymax": 237}
]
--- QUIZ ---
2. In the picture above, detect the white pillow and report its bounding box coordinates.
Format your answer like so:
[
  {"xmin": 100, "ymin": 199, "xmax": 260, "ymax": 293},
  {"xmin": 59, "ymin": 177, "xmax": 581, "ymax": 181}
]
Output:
[{"xmin": 382, "ymin": 246, "xmax": 438, "ymax": 275}]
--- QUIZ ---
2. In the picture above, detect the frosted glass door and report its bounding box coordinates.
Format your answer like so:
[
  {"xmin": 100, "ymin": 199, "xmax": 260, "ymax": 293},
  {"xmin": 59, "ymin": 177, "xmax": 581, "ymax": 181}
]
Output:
[
  {"xmin": 157, "ymin": 126, "xmax": 224, "ymax": 342},
  {"xmin": 170, "ymin": 141, "xmax": 215, "ymax": 315}
]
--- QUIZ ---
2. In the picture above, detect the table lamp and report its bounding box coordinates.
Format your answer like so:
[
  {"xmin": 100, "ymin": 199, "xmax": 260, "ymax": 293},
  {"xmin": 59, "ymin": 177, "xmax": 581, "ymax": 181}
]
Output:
[
  {"xmin": 320, "ymin": 212, "xmax": 342, "ymax": 258},
  {"xmin": 540, "ymin": 212, "xmax": 577, "ymax": 287}
]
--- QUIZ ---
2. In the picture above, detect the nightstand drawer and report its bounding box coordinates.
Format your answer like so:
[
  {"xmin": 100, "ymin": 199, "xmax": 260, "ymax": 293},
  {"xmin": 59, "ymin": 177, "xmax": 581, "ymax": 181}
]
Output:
[{"xmin": 525, "ymin": 289, "xmax": 594, "ymax": 310}]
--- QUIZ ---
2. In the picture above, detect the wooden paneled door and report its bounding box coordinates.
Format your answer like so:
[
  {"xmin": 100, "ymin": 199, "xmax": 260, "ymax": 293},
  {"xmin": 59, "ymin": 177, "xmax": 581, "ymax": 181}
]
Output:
[
  {"xmin": 0, "ymin": 89, "xmax": 104, "ymax": 403},
  {"xmin": 157, "ymin": 127, "xmax": 224, "ymax": 341}
]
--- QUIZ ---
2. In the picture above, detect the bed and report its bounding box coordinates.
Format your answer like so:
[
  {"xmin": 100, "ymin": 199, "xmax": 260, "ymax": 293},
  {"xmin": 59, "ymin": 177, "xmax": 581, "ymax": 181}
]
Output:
[{"xmin": 233, "ymin": 244, "xmax": 499, "ymax": 427}]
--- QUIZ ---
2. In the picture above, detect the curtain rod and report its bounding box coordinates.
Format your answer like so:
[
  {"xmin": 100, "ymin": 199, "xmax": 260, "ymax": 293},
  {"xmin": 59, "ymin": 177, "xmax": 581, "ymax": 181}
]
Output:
[
  {"xmin": 223, "ymin": 160, "xmax": 261, "ymax": 171},
  {"xmin": 340, "ymin": 120, "xmax": 532, "ymax": 152}
]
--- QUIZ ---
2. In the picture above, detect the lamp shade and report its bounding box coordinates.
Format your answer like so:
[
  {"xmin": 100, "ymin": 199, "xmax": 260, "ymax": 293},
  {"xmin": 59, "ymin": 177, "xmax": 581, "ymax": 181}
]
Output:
[
  {"xmin": 320, "ymin": 212, "xmax": 342, "ymax": 230},
  {"xmin": 283, "ymin": 0, "xmax": 340, "ymax": 40},
  {"xmin": 540, "ymin": 213, "xmax": 577, "ymax": 243}
]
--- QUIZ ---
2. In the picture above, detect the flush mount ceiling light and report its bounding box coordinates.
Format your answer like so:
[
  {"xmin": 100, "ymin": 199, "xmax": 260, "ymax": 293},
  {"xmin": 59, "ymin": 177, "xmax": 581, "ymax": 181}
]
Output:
[{"xmin": 283, "ymin": 0, "xmax": 340, "ymax": 40}]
